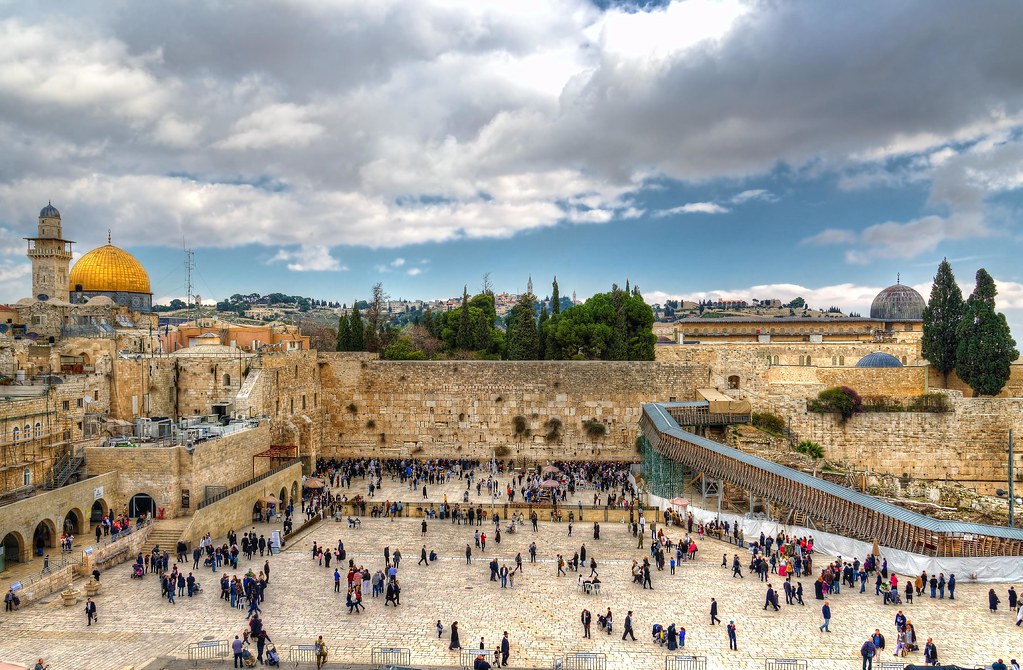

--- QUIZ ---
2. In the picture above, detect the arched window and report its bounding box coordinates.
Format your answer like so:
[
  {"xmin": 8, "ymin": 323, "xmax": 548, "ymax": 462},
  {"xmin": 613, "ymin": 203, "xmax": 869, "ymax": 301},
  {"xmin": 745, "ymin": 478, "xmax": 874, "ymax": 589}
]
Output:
[
  {"xmin": 12, "ymin": 426, "xmax": 19, "ymax": 444},
  {"xmin": 23, "ymin": 467, "xmax": 31, "ymax": 486},
  {"xmin": 805, "ymin": 356, "xmax": 811, "ymax": 366},
  {"xmin": 223, "ymin": 373, "xmax": 231, "ymax": 387},
  {"xmin": 34, "ymin": 422, "xmax": 42, "ymax": 439},
  {"xmin": 24, "ymin": 424, "xmax": 31, "ymax": 441}
]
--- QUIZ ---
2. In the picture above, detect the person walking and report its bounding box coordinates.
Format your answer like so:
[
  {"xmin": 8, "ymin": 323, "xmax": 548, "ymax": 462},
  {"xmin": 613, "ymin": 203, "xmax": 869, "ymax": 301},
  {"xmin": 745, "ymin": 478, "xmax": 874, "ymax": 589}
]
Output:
[
  {"xmin": 466, "ymin": 544, "xmax": 472, "ymax": 565},
  {"xmin": 500, "ymin": 632, "xmax": 510, "ymax": 667},
  {"xmin": 732, "ymin": 554, "xmax": 743, "ymax": 578},
  {"xmin": 450, "ymin": 621, "xmax": 462, "ymax": 650},
  {"xmin": 232, "ymin": 635, "xmax": 244, "ymax": 668},
  {"xmin": 948, "ymin": 573, "xmax": 956, "ymax": 600},
  {"xmin": 990, "ymin": 588, "xmax": 1001, "ymax": 612},
  {"xmin": 420, "ymin": 545, "xmax": 429, "ymax": 566},
  {"xmin": 924, "ymin": 638, "xmax": 938, "ymax": 666},
  {"xmin": 622, "ymin": 611, "xmax": 636, "ymax": 641},
  {"xmin": 819, "ymin": 600, "xmax": 831, "ymax": 632},
  {"xmin": 84, "ymin": 597, "xmax": 97, "ymax": 625},
  {"xmin": 710, "ymin": 598, "xmax": 721, "ymax": 625},
  {"xmin": 726, "ymin": 620, "xmax": 737, "ymax": 650},
  {"xmin": 314, "ymin": 636, "xmax": 328, "ymax": 670},
  {"xmin": 581, "ymin": 609, "xmax": 592, "ymax": 638},
  {"xmin": 860, "ymin": 637, "xmax": 876, "ymax": 670}
]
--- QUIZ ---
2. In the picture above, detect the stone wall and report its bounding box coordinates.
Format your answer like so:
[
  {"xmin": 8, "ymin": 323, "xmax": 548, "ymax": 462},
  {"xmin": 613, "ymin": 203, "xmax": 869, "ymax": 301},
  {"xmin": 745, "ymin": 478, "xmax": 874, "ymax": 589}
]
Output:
[
  {"xmin": 179, "ymin": 461, "xmax": 303, "ymax": 545},
  {"xmin": 318, "ymin": 357, "xmax": 711, "ymax": 460},
  {"xmin": 936, "ymin": 364, "xmax": 1023, "ymax": 398},
  {"xmin": 766, "ymin": 365, "xmax": 928, "ymax": 397},
  {"xmin": 84, "ymin": 425, "xmax": 272, "ymax": 518},
  {"xmin": 0, "ymin": 471, "xmax": 116, "ymax": 562}
]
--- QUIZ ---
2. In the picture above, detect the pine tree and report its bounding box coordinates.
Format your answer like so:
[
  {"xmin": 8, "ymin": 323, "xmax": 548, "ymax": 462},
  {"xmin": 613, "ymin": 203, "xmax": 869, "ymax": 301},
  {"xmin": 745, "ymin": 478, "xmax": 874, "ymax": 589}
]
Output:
[
  {"xmin": 609, "ymin": 285, "xmax": 628, "ymax": 360},
  {"xmin": 349, "ymin": 303, "xmax": 366, "ymax": 351},
  {"xmin": 456, "ymin": 286, "xmax": 472, "ymax": 351},
  {"xmin": 537, "ymin": 303, "xmax": 548, "ymax": 360},
  {"xmin": 551, "ymin": 277, "xmax": 560, "ymax": 316},
  {"xmin": 921, "ymin": 259, "xmax": 964, "ymax": 385},
  {"xmin": 955, "ymin": 269, "xmax": 1018, "ymax": 396},
  {"xmin": 336, "ymin": 314, "xmax": 351, "ymax": 351},
  {"xmin": 506, "ymin": 293, "xmax": 539, "ymax": 360}
]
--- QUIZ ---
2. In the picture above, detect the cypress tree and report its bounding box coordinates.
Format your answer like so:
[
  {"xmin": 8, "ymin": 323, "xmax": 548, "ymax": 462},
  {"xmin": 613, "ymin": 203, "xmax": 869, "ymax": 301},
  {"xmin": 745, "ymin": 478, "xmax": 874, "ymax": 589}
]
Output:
[
  {"xmin": 921, "ymin": 259, "xmax": 964, "ymax": 386},
  {"xmin": 349, "ymin": 303, "xmax": 366, "ymax": 351},
  {"xmin": 609, "ymin": 285, "xmax": 628, "ymax": 360},
  {"xmin": 537, "ymin": 303, "xmax": 549, "ymax": 360},
  {"xmin": 955, "ymin": 269, "xmax": 1018, "ymax": 396},
  {"xmin": 506, "ymin": 293, "xmax": 539, "ymax": 360},
  {"xmin": 551, "ymin": 277, "xmax": 560, "ymax": 316},
  {"xmin": 456, "ymin": 286, "xmax": 472, "ymax": 351},
  {"xmin": 336, "ymin": 314, "xmax": 351, "ymax": 351}
]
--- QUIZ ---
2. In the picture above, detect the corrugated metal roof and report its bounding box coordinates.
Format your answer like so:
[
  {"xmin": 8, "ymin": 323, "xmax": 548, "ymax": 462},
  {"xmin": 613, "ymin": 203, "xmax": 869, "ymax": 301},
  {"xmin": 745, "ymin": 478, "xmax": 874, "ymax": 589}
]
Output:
[{"xmin": 642, "ymin": 402, "xmax": 1023, "ymax": 541}]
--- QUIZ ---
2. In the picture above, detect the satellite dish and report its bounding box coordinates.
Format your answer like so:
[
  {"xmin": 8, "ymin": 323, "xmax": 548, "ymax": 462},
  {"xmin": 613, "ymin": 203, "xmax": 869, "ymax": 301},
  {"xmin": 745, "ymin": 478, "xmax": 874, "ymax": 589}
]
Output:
[
  {"xmin": 37, "ymin": 294, "xmax": 49, "ymax": 301},
  {"xmin": 0, "ymin": 324, "xmax": 7, "ymax": 333}
]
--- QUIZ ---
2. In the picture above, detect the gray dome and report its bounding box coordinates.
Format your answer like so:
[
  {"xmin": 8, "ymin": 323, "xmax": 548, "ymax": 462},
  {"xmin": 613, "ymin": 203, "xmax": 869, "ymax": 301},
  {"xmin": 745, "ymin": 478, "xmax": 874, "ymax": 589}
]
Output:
[
  {"xmin": 39, "ymin": 202, "xmax": 60, "ymax": 218},
  {"xmin": 855, "ymin": 352, "xmax": 903, "ymax": 368},
  {"xmin": 870, "ymin": 283, "xmax": 924, "ymax": 320}
]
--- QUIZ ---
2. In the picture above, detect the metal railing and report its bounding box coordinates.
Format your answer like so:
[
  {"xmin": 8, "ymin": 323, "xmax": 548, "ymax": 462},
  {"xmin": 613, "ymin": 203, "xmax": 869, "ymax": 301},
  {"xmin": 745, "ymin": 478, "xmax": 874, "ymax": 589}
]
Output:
[
  {"xmin": 666, "ymin": 655, "xmax": 706, "ymax": 670},
  {"xmin": 765, "ymin": 660, "xmax": 808, "ymax": 670},
  {"xmin": 372, "ymin": 647, "xmax": 411, "ymax": 668},
  {"xmin": 563, "ymin": 652, "xmax": 607, "ymax": 670},
  {"xmin": 198, "ymin": 459, "xmax": 301, "ymax": 510},
  {"xmin": 289, "ymin": 644, "xmax": 319, "ymax": 663},
  {"xmin": 188, "ymin": 639, "xmax": 229, "ymax": 665}
]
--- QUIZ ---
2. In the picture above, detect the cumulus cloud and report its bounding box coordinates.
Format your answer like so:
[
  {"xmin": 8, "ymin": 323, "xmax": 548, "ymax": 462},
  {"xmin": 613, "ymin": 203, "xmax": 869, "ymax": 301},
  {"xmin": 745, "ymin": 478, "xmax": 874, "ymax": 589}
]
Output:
[
  {"xmin": 1, "ymin": 0, "xmax": 1023, "ymax": 281},
  {"xmin": 407, "ymin": 267, "xmax": 423, "ymax": 277},
  {"xmin": 269, "ymin": 245, "xmax": 346, "ymax": 272}
]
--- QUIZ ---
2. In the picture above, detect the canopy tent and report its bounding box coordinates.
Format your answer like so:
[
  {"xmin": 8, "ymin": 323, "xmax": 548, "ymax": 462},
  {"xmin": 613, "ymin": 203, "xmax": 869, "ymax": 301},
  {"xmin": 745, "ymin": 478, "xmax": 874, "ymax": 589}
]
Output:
[
  {"xmin": 541, "ymin": 465, "xmax": 561, "ymax": 474},
  {"xmin": 303, "ymin": 478, "xmax": 324, "ymax": 489},
  {"xmin": 540, "ymin": 480, "xmax": 561, "ymax": 489},
  {"xmin": 696, "ymin": 388, "xmax": 752, "ymax": 414},
  {"xmin": 258, "ymin": 495, "xmax": 280, "ymax": 504}
]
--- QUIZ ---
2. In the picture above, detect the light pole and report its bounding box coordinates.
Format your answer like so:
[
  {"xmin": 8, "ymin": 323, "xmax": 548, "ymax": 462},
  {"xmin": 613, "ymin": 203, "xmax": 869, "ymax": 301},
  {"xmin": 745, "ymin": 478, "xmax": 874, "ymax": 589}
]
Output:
[{"xmin": 1010, "ymin": 429, "xmax": 1015, "ymax": 528}]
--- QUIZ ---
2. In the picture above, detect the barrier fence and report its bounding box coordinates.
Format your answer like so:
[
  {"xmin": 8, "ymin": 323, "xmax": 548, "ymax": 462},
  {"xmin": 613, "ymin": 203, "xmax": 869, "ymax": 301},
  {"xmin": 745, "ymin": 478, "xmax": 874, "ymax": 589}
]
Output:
[
  {"xmin": 289, "ymin": 644, "xmax": 319, "ymax": 663},
  {"xmin": 563, "ymin": 652, "xmax": 607, "ymax": 670},
  {"xmin": 666, "ymin": 655, "xmax": 707, "ymax": 670},
  {"xmin": 765, "ymin": 660, "xmax": 808, "ymax": 670},
  {"xmin": 372, "ymin": 646, "xmax": 411, "ymax": 667},
  {"xmin": 187, "ymin": 639, "xmax": 229, "ymax": 665}
]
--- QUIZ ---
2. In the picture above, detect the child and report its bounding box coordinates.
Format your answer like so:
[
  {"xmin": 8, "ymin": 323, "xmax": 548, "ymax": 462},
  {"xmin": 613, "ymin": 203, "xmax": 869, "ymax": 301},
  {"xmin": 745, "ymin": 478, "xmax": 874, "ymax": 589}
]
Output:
[{"xmin": 437, "ymin": 620, "xmax": 444, "ymax": 638}]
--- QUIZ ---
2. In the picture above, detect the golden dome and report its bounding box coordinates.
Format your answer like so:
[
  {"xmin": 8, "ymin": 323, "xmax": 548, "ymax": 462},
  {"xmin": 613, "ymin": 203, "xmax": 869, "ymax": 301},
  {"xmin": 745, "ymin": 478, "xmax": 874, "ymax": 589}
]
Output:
[{"xmin": 69, "ymin": 244, "xmax": 151, "ymax": 294}]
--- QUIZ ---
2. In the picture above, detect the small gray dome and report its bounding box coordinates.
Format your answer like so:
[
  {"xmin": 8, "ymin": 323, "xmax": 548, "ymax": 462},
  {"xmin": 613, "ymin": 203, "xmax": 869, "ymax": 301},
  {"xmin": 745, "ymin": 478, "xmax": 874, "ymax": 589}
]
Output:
[
  {"xmin": 855, "ymin": 352, "xmax": 903, "ymax": 368},
  {"xmin": 870, "ymin": 283, "xmax": 924, "ymax": 320},
  {"xmin": 39, "ymin": 202, "xmax": 60, "ymax": 218}
]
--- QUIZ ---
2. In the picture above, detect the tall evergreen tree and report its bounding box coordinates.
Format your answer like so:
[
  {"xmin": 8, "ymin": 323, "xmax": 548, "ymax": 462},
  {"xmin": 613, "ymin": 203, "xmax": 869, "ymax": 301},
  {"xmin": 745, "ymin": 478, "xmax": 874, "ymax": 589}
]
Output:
[
  {"xmin": 349, "ymin": 303, "xmax": 366, "ymax": 351},
  {"xmin": 336, "ymin": 314, "xmax": 351, "ymax": 351},
  {"xmin": 537, "ymin": 303, "xmax": 549, "ymax": 360},
  {"xmin": 551, "ymin": 277, "xmax": 560, "ymax": 316},
  {"xmin": 955, "ymin": 269, "xmax": 1018, "ymax": 396},
  {"xmin": 456, "ymin": 286, "xmax": 472, "ymax": 351},
  {"xmin": 921, "ymin": 259, "xmax": 964, "ymax": 385},
  {"xmin": 506, "ymin": 293, "xmax": 539, "ymax": 360},
  {"xmin": 609, "ymin": 285, "xmax": 628, "ymax": 360}
]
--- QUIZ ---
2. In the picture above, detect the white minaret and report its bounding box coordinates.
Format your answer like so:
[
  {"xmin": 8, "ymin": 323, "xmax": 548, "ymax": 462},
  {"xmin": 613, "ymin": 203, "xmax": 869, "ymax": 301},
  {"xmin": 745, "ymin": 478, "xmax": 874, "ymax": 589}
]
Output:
[{"xmin": 25, "ymin": 202, "xmax": 74, "ymax": 302}]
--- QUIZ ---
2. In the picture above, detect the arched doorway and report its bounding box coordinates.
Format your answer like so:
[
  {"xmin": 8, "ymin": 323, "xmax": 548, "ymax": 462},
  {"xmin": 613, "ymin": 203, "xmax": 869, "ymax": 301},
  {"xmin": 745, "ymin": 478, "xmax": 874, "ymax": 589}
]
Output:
[
  {"xmin": 727, "ymin": 375, "xmax": 740, "ymax": 390},
  {"xmin": 33, "ymin": 520, "xmax": 56, "ymax": 556},
  {"xmin": 252, "ymin": 501, "xmax": 263, "ymax": 523},
  {"xmin": 279, "ymin": 486, "xmax": 288, "ymax": 508},
  {"xmin": 63, "ymin": 508, "xmax": 85, "ymax": 535},
  {"xmin": 91, "ymin": 498, "xmax": 109, "ymax": 522},
  {"xmin": 128, "ymin": 493, "xmax": 156, "ymax": 518},
  {"xmin": 2, "ymin": 531, "xmax": 25, "ymax": 564},
  {"xmin": 290, "ymin": 481, "xmax": 298, "ymax": 507}
]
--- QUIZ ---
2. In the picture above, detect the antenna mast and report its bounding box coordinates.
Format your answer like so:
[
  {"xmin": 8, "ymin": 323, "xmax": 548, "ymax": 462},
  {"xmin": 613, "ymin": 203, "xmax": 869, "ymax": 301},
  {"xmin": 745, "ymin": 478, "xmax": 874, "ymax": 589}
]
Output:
[{"xmin": 184, "ymin": 248, "xmax": 196, "ymax": 322}]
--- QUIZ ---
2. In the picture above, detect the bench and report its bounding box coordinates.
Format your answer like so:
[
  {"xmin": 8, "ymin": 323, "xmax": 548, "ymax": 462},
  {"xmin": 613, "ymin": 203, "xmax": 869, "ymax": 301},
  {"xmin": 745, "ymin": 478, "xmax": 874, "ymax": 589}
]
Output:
[{"xmin": 187, "ymin": 639, "xmax": 229, "ymax": 665}]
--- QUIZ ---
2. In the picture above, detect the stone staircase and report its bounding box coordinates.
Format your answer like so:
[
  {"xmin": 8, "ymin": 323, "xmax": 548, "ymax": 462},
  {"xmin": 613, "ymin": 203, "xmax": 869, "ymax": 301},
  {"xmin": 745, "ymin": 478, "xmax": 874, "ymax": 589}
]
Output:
[{"xmin": 140, "ymin": 517, "xmax": 191, "ymax": 556}]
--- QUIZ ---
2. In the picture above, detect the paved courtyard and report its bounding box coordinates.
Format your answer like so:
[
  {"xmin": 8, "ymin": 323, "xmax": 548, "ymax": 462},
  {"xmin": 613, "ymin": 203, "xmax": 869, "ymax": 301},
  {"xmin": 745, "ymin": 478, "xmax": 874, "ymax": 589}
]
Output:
[{"xmin": 1, "ymin": 472, "xmax": 1021, "ymax": 669}]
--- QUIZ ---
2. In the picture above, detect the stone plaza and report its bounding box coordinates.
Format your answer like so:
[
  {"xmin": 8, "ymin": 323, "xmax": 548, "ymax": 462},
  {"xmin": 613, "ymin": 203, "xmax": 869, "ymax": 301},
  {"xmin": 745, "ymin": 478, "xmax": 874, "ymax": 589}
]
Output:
[{"xmin": 1, "ymin": 475, "xmax": 1020, "ymax": 670}]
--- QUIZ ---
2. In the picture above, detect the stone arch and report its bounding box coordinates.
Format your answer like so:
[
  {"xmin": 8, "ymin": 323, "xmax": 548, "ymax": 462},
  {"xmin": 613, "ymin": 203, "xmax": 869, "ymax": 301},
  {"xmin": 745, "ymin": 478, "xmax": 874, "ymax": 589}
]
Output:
[
  {"xmin": 2, "ymin": 530, "xmax": 26, "ymax": 563},
  {"xmin": 128, "ymin": 492, "xmax": 156, "ymax": 518},
  {"xmin": 252, "ymin": 500, "xmax": 263, "ymax": 523},
  {"xmin": 727, "ymin": 375, "xmax": 740, "ymax": 390},
  {"xmin": 91, "ymin": 498, "xmax": 109, "ymax": 522},
  {"xmin": 33, "ymin": 518, "xmax": 56, "ymax": 555},
  {"xmin": 223, "ymin": 373, "xmax": 231, "ymax": 387},
  {"xmin": 290, "ymin": 481, "xmax": 299, "ymax": 506},
  {"xmin": 279, "ymin": 486, "xmax": 288, "ymax": 508},
  {"xmin": 63, "ymin": 507, "xmax": 86, "ymax": 535}
]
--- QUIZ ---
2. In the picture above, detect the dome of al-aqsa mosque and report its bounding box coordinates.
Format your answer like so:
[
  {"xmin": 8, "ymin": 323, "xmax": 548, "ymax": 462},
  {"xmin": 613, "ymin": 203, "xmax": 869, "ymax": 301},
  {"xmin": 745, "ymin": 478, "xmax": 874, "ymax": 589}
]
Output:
[{"xmin": 869, "ymin": 281, "xmax": 924, "ymax": 321}]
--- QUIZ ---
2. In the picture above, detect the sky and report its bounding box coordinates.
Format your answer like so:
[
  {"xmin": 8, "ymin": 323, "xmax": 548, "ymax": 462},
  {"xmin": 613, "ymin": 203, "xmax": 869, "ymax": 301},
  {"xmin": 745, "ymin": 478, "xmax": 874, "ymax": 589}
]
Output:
[{"xmin": 1, "ymin": 1, "xmax": 1023, "ymax": 332}]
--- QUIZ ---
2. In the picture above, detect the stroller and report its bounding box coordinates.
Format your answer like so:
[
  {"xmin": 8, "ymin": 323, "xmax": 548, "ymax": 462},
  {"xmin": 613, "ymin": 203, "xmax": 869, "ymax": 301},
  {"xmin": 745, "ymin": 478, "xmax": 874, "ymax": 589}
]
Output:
[
  {"xmin": 597, "ymin": 614, "xmax": 612, "ymax": 634},
  {"xmin": 241, "ymin": 648, "xmax": 256, "ymax": 668},
  {"xmin": 265, "ymin": 645, "xmax": 280, "ymax": 667},
  {"xmin": 887, "ymin": 588, "xmax": 902, "ymax": 605},
  {"xmin": 651, "ymin": 624, "xmax": 666, "ymax": 645},
  {"xmin": 131, "ymin": 563, "xmax": 144, "ymax": 579}
]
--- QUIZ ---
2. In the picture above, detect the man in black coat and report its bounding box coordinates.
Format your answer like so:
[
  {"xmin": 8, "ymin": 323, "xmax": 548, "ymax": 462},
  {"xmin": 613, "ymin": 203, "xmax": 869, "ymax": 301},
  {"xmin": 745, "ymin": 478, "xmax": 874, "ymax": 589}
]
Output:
[
  {"xmin": 500, "ymin": 632, "xmax": 510, "ymax": 667},
  {"xmin": 710, "ymin": 598, "xmax": 721, "ymax": 625},
  {"xmin": 84, "ymin": 597, "xmax": 97, "ymax": 625},
  {"xmin": 581, "ymin": 609, "xmax": 591, "ymax": 638}
]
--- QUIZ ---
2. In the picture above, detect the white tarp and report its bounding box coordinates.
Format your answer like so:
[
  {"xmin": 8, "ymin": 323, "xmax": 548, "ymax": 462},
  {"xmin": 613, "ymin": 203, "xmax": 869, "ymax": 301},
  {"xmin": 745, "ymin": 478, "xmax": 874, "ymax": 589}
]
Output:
[{"xmin": 648, "ymin": 493, "xmax": 1023, "ymax": 583}]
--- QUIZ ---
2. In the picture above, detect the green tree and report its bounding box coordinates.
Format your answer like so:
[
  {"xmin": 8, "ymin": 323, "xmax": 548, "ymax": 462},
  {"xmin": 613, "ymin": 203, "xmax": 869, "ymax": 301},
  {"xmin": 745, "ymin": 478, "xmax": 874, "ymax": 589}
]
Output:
[
  {"xmin": 537, "ymin": 303, "xmax": 548, "ymax": 360},
  {"xmin": 551, "ymin": 277, "xmax": 560, "ymax": 316},
  {"xmin": 382, "ymin": 335, "xmax": 425, "ymax": 360},
  {"xmin": 506, "ymin": 293, "xmax": 539, "ymax": 359},
  {"xmin": 609, "ymin": 285, "xmax": 628, "ymax": 360},
  {"xmin": 921, "ymin": 258, "xmax": 964, "ymax": 385},
  {"xmin": 348, "ymin": 303, "xmax": 366, "ymax": 351},
  {"xmin": 456, "ymin": 286, "xmax": 472, "ymax": 351},
  {"xmin": 955, "ymin": 269, "xmax": 1018, "ymax": 396},
  {"xmin": 336, "ymin": 314, "xmax": 352, "ymax": 351}
]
